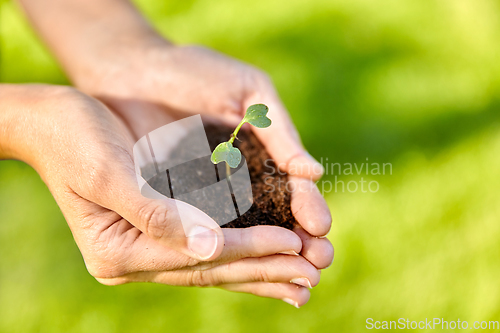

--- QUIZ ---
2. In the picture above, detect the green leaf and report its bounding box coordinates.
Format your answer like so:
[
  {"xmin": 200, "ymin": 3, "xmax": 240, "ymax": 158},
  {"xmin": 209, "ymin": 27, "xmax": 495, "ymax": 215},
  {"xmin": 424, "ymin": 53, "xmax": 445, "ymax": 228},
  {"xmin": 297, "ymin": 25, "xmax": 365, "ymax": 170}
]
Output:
[
  {"xmin": 210, "ymin": 142, "xmax": 242, "ymax": 168},
  {"xmin": 243, "ymin": 104, "xmax": 272, "ymax": 128}
]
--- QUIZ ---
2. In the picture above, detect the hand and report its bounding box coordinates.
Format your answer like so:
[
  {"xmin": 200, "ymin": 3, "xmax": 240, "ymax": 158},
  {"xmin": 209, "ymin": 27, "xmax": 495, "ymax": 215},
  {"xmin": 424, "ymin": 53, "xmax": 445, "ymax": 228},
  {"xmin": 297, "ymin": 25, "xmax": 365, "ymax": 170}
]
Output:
[
  {"xmin": 17, "ymin": 0, "xmax": 333, "ymax": 304},
  {"xmin": 70, "ymin": 39, "xmax": 335, "ymax": 301},
  {"xmin": 72, "ymin": 43, "xmax": 325, "ymax": 180},
  {"xmin": 0, "ymin": 84, "xmax": 325, "ymax": 307},
  {"xmin": 19, "ymin": 0, "xmax": 324, "ymax": 180}
]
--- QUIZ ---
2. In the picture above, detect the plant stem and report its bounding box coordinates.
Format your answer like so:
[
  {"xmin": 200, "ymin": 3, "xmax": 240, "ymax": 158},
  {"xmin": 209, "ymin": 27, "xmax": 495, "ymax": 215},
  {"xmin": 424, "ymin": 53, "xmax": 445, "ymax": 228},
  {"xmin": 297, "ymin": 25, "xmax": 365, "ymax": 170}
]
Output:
[
  {"xmin": 226, "ymin": 119, "xmax": 246, "ymax": 178},
  {"xmin": 228, "ymin": 119, "xmax": 246, "ymax": 144}
]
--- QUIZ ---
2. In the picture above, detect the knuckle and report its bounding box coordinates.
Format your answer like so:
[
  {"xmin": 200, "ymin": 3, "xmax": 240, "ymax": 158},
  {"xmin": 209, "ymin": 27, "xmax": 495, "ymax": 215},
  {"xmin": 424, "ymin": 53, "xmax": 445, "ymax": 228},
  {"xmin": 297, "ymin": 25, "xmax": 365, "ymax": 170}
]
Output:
[
  {"xmin": 186, "ymin": 269, "xmax": 215, "ymax": 287},
  {"xmin": 254, "ymin": 262, "xmax": 271, "ymax": 282},
  {"xmin": 140, "ymin": 203, "xmax": 170, "ymax": 240},
  {"xmin": 83, "ymin": 150, "xmax": 134, "ymax": 194},
  {"xmin": 85, "ymin": 159, "xmax": 113, "ymax": 189}
]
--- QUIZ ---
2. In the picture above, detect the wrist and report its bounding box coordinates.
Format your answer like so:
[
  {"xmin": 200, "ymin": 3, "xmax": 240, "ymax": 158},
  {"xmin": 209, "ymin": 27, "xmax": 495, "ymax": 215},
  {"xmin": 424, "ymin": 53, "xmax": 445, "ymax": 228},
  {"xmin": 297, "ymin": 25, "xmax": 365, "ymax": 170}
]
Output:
[
  {"xmin": 70, "ymin": 30, "xmax": 173, "ymax": 94},
  {"xmin": 0, "ymin": 84, "xmax": 38, "ymax": 161},
  {"xmin": 0, "ymin": 84, "xmax": 75, "ymax": 165}
]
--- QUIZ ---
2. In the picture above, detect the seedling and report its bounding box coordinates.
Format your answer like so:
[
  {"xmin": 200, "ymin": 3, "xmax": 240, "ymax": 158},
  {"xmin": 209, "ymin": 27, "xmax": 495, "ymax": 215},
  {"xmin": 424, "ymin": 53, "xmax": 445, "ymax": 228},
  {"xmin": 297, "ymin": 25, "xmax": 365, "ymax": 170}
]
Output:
[{"xmin": 211, "ymin": 104, "xmax": 271, "ymax": 169}]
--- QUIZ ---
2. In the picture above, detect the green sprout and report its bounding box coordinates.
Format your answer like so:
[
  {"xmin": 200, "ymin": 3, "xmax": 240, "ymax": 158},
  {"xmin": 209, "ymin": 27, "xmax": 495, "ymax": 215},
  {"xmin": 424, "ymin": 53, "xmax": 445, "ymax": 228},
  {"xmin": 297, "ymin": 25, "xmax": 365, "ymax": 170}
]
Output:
[{"xmin": 211, "ymin": 104, "xmax": 271, "ymax": 169}]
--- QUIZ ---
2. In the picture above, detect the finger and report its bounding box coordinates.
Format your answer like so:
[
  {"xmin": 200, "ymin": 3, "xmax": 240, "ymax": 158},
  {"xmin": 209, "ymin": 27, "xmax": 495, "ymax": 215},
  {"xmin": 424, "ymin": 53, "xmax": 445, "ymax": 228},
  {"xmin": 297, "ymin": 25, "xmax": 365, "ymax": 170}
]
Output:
[
  {"xmin": 87, "ymin": 165, "xmax": 224, "ymax": 262},
  {"xmin": 107, "ymin": 225, "xmax": 303, "ymax": 275},
  {"xmin": 220, "ymin": 282, "xmax": 311, "ymax": 308},
  {"xmin": 244, "ymin": 85, "xmax": 324, "ymax": 180},
  {"xmin": 288, "ymin": 176, "xmax": 332, "ymax": 236},
  {"xmin": 294, "ymin": 226, "xmax": 334, "ymax": 269},
  {"xmin": 203, "ymin": 225, "xmax": 303, "ymax": 264},
  {"xmin": 105, "ymin": 255, "xmax": 321, "ymax": 287}
]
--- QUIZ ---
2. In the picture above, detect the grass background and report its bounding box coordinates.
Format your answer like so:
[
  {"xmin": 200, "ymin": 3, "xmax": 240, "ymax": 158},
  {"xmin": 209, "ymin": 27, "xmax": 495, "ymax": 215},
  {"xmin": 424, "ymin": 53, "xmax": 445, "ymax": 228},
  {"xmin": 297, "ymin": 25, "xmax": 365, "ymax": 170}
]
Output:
[{"xmin": 1, "ymin": 0, "xmax": 500, "ymax": 331}]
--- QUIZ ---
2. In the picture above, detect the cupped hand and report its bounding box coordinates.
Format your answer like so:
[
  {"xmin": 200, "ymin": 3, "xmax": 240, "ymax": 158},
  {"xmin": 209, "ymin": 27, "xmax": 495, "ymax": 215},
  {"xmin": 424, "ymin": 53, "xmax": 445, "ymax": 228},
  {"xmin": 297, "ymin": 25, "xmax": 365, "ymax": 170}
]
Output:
[
  {"xmin": 68, "ymin": 40, "xmax": 335, "ymax": 303},
  {"xmin": 74, "ymin": 40, "xmax": 333, "ymax": 230},
  {"xmin": 72, "ymin": 43, "xmax": 325, "ymax": 180},
  {"xmin": 2, "ymin": 85, "xmax": 324, "ymax": 307},
  {"xmin": 101, "ymin": 100, "xmax": 334, "ymax": 305},
  {"xmin": 16, "ymin": 0, "xmax": 333, "ymax": 307}
]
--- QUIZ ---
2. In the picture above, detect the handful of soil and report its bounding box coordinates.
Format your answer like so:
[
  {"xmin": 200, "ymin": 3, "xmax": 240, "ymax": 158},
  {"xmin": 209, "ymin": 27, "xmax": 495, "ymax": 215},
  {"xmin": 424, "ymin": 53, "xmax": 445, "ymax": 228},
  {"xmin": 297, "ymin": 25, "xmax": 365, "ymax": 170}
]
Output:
[
  {"xmin": 144, "ymin": 121, "xmax": 296, "ymax": 230},
  {"xmin": 204, "ymin": 123, "xmax": 295, "ymax": 230}
]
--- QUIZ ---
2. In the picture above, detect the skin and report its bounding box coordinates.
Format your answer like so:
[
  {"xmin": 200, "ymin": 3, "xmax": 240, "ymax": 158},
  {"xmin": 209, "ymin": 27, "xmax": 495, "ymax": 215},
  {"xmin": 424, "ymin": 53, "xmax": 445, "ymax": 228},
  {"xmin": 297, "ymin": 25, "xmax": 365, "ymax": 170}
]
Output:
[{"xmin": 10, "ymin": 0, "xmax": 334, "ymax": 307}]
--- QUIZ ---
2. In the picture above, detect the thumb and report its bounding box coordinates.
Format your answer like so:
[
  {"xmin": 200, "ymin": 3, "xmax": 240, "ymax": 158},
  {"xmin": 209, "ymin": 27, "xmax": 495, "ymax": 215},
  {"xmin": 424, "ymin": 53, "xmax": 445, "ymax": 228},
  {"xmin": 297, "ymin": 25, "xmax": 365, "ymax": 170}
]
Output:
[
  {"xmin": 244, "ymin": 89, "xmax": 324, "ymax": 181},
  {"xmin": 94, "ymin": 172, "xmax": 225, "ymax": 261}
]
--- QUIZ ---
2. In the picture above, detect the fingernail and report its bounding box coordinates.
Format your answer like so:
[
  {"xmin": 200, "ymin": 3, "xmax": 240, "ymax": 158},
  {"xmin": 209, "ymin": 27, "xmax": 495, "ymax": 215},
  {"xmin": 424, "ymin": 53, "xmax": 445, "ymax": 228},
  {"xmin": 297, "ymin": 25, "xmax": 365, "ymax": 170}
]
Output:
[
  {"xmin": 187, "ymin": 225, "xmax": 218, "ymax": 260},
  {"xmin": 290, "ymin": 277, "xmax": 312, "ymax": 289},
  {"xmin": 279, "ymin": 250, "xmax": 300, "ymax": 256},
  {"xmin": 282, "ymin": 298, "xmax": 300, "ymax": 308}
]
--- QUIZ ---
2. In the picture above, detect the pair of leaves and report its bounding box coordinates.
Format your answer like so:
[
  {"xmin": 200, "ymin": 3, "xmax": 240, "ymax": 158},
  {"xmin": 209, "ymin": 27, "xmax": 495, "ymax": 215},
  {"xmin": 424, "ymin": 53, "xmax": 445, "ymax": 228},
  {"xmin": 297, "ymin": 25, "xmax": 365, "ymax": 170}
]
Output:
[{"xmin": 211, "ymin": 104, "xmax": 271, "ymax": 168}]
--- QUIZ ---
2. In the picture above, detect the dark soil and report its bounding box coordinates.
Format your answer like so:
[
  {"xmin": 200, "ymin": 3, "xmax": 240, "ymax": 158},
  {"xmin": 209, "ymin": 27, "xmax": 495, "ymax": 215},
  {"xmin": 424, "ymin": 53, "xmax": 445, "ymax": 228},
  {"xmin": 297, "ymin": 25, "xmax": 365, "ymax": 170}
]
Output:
[{"xmin": 205, "ymin": 124, "xmax": 296, "ymax": 230}]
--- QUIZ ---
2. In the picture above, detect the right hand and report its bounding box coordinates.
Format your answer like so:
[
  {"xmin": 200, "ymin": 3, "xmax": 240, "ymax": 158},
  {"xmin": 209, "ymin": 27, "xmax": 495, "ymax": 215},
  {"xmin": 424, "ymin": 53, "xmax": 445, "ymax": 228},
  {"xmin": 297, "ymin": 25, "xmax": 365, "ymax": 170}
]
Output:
[{"xmin": 0, "ymin": 84, "xmax": 319, "ymax": 307}]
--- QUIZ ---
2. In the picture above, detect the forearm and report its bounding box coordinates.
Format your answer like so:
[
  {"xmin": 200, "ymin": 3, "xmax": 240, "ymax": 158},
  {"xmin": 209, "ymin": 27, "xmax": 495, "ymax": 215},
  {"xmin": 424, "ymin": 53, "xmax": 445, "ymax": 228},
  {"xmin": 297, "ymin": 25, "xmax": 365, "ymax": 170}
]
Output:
[{"xmin": 18, "ymin": 0, "xmax": 170, "ymax": 84}]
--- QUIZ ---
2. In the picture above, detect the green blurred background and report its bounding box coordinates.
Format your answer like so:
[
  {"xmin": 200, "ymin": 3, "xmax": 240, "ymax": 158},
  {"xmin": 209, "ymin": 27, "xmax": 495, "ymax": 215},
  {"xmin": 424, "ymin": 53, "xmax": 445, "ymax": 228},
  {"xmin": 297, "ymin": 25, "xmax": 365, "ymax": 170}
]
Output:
[{"xmin": 1, "ymin": 0, "xmax": 500, "ymax": 331}]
